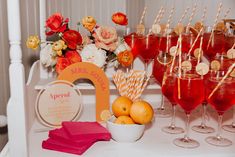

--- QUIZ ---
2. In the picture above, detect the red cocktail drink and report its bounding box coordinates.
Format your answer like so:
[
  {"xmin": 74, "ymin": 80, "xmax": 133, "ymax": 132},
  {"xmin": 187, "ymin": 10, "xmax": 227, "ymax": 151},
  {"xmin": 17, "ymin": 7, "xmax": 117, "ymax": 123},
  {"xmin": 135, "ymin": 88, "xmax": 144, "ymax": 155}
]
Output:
[
  {"xmin": 139, "ymin": 34, "xmax": 159, "ymax": 64},
  {"xmin": 181, "ymin": 33, "xmax": 198, "ymax": 55},
  {"xmin": 205, "ymin": 69, "xmax": 235, "ymax": 147},
  {"xmin": 124, "ymin": 33, "xmax": 143, "ymax": 58},
  {"xmin": 158, "ymin": 34, "xmax": 178, "ymax": 52},
  {"xmin": 174, "ymin": 74, "xmax": 205, "ymax": 114},
  {"xmin": 202, "ymin": 32, "xmax": 225, "ymax": 61}
]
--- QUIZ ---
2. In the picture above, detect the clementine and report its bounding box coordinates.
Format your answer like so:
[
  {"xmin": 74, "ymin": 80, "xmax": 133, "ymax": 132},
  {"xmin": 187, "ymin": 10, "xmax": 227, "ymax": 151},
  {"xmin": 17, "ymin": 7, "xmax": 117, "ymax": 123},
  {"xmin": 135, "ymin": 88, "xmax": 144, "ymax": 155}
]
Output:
[
  {"xmin": 130, "ymin": 100, "xmax": 154, "ymax": 124},
  {"xmin": 112, "ymin": 96, "xmax": 133, "ymax": 117},
  {"xmin": 114, "ymin": 116, "xmax": 135, "ymax": 124}
]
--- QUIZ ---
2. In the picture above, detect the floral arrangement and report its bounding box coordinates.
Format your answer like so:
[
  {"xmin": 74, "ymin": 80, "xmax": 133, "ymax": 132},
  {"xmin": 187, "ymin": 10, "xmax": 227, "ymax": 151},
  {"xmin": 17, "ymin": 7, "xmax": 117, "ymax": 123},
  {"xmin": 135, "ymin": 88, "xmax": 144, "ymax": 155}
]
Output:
[{"xmin": 26, "ymin": 12, "xmax": 133, "ymax": 74}]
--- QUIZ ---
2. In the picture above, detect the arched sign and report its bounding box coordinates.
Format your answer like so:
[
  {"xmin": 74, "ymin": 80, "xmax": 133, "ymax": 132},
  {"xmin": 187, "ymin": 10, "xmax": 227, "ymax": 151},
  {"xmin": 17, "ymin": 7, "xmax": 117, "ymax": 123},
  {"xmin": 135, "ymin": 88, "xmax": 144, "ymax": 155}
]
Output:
[{"xmin": 57, "ymin": 62, "xmax": 110, "ymax": 121}]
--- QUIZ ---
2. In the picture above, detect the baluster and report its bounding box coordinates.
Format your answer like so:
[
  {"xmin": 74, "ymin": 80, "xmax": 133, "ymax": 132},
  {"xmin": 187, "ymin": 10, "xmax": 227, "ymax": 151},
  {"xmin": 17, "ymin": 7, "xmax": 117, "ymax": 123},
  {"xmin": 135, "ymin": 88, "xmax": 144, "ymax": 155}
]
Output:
[{"xmin": 7, "ymin": 0, "xmax": 27, "ymax": 156}]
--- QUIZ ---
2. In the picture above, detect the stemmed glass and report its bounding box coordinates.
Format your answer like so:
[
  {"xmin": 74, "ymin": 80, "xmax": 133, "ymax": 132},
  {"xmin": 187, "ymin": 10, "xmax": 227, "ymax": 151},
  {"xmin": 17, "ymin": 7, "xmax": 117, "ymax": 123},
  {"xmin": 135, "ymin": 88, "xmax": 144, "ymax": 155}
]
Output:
[
  {"xmin": 223, "ymin": 106, "xmax": 235, "ymax": 133},
  {"xmin": 192, "ymin": 72, "xmax": 215, "ymax": 134},
  {"xmin": 139, "ymin": 34, "xmax": 159, "ymax": 73},
  {"xmin": 205, "ymin": 67, "xmax": 235, "ymax": 147},
  {"xmin": 153, "ymin": 51, "xmax": 174, "ymax": 117},
  {"xmin": 161, "ymin": 69, "xmax": 184, "ymax": 134},
  {"xmin": 202, "ymin": 26, "xmax": 225, "ymax": 61},
  {"xmin": 153, "ymin": 34, "xmax": 178, "ymax": 117},
  {"xmin": 173, "ymin": 69, "xmax": 205, "ymax": 148}
]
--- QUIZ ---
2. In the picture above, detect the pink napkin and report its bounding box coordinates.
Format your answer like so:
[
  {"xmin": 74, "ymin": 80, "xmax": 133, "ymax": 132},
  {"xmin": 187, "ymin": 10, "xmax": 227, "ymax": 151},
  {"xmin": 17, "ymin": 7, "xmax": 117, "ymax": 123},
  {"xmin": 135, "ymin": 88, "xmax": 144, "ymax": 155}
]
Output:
[
  {"xmin": 62, "ymin": 121, "xmax": 111, "ymax": 140},
  {"xmin": 42, "ymin": 138, "xmax": 94, "ymax": 155},
  {"xmin": 42, "ymin": 121, "xmax": 111, "ymax": 155}
]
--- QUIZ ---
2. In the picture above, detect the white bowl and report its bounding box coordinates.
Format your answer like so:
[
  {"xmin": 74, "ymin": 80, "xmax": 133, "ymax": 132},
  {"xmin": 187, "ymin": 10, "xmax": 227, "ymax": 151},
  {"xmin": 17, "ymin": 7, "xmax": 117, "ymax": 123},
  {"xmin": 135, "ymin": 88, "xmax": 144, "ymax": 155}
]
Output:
[{"xmin": 106, "ymin": 116, "xmax": 145, "ymax": 142}]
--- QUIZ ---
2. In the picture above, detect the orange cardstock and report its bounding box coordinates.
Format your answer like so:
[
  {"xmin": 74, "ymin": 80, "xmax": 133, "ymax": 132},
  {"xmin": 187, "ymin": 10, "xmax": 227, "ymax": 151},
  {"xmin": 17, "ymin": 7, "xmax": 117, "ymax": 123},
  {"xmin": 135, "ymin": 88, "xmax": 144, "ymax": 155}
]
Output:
[{"xmin": 57, "ymin": 62, "xmax": 110, "ymax": 122}]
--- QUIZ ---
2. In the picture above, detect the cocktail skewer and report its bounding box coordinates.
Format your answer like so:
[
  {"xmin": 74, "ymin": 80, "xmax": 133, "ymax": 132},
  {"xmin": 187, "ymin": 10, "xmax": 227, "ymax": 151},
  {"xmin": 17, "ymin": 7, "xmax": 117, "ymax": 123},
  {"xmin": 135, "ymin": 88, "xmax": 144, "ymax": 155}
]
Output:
[{"xmin": 207, "ymin": 2, "xmax": 223, "ymax": 50}]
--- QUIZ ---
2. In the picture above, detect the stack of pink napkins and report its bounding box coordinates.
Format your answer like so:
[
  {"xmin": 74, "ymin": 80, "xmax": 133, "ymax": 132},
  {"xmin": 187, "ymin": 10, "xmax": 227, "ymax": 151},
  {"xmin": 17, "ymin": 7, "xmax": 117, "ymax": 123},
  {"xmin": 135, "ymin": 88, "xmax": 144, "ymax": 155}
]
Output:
[{"xmin": 42, "ymin": 122, "xmax": 111, "ymax": 155}]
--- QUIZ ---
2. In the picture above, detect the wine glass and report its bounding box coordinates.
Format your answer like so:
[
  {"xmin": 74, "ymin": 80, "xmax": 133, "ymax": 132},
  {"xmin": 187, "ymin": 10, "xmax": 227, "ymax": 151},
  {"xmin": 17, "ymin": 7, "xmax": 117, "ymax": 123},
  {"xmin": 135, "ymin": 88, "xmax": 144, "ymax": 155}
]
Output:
[
  {"xmin": 173, "ymin": 69, "xmax": 205, "ymax": 148},
  {"xmin": 161, "ymin": 69, "xmax": 184, "ymax": 134},
  {"xmin": 202, "ymin": 26, "xmax": 225, "ymax": 61},
  {"xmin": 223, "ymin": 106, "xmax": 235, "ymax": 133},
  {"xmin": 205, "ymin": 67, "xmax": 235, "ymax": 147},
  {"xmin": 192, "ymin": 71, "xmax": 215, "ymax": 134},
  {"xmin": 139, "ymin": 34, "xmax": 159, "ymax": 73},
  {"xmin": 153, "ymin": 34, "xmax": 178, "ymax": 117}
]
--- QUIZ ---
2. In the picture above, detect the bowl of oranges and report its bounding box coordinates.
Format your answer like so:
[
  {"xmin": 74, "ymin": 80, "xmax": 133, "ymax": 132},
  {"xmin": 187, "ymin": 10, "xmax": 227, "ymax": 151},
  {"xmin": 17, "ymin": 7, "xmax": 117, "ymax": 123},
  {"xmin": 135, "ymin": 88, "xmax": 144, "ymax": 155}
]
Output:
[{"xmin": 106, "ymin": 96, "xmax": 154, "ymax": 142}]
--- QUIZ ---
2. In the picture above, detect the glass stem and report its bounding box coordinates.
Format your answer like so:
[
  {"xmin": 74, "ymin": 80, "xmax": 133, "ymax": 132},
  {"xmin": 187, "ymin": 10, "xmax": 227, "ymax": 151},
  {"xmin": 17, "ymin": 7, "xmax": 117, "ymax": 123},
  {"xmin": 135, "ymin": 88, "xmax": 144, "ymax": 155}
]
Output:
[
  {"xmin": 232, "ymin": 106, "xmax": 235, "ymax": 128},
  {"xmin": 201, "ymin": 103, "xmax": 207, "ymax": 127},
  {"xmin": 170, "ymin": 105, "xmax": 176, "ymax": 129},
  {"xmin": 144, "ymin": 62, "xmax": 148, "ymax": 73},
  {"xmin": 184, "ymin": 114, "xmax": 191, "ymax": 140},
  {"xmin": 159, "ymin": 94, "xmax": 165, "ymax": 109},
  {"xmin": 216, "ymin": 115, "xmax": 223, "ymax": 140}
]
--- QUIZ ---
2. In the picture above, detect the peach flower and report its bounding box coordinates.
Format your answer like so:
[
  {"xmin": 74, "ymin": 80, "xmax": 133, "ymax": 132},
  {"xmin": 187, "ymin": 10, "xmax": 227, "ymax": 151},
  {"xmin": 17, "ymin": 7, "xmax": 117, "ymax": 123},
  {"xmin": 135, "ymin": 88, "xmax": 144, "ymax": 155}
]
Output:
[{"xmin": 93, "ymin": 26, "xmax": 118, "ymax": 51}]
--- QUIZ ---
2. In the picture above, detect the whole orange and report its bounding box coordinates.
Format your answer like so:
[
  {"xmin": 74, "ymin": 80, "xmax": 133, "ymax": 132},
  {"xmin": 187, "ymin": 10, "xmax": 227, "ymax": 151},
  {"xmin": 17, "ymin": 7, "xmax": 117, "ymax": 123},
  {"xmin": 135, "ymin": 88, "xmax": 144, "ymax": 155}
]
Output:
[
  {"xmin": 130, "ymin": 100, "xmax": 154, "ymax": 124},
  {"xmin": 112, "ymin": 96, "xmax": 133, "ymax": 117},
  {"xmin": 114, "ymin": 116, "xmax": 135, "ymax": 124}
]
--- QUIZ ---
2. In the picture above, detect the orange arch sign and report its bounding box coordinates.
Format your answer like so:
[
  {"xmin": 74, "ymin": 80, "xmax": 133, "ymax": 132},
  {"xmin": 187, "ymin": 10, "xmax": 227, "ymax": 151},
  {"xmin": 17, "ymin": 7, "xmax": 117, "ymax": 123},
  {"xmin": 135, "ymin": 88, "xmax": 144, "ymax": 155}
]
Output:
[{"xmin": 57, "ymin": 62, "xmax": 110, "ymax": 121}]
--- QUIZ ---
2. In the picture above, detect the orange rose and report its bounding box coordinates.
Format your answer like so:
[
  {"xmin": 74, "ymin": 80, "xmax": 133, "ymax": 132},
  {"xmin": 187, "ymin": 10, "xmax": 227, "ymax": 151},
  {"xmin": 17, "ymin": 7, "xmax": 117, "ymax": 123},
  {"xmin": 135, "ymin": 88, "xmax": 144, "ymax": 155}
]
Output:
[
  {"xmin": 65, "ymin": 50, "xmax": 82, "ymax": 64},
  {"xmin": 117, "ymin": 50, "xmax": 134, "ymax": 67},
  {"xmin": 55, "ymin": 57, "xmax": 71, "ymax": 74},
  {"xmin": 82, "ymin": 16, "xmax": 97, "ymax": 32},
  {"xmin": 112, "ymin": 12, "xmax": 128, "ymax": 26}
]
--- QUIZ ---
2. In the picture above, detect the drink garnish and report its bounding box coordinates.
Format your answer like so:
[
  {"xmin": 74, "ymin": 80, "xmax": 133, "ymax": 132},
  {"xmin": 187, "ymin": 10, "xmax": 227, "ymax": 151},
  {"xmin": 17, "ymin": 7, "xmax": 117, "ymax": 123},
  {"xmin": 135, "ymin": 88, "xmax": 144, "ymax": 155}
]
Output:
[
  {"xmin": 151, "ymin": 24, "xmax": 161, "ymax": 34},
  {"xmin": 211, "ymin": 60, "xmax": 221, "ymax": 71},
  {"xmin": 174, "ymin": 23, "xmax": 184, "ymax": 35},
  {"xmin": 170, "ymin": 46, "xmax": 178, "ymax": 56},
  {"xmin": 181, "ymin": 61, "xmax": 192, "ymax": 71},
  {"xmin": 208, "ymin": 63, "xmax": 235, "ymax": 99},
  {"xmin": 227, "ymin": 49, "xmax": 235, "ymax": 59},
  {"xmin": 100, "ymin": 110, "xmax": 112, "ymax": 121},
  {"xmin": 193, "ymin": 48, "xmax": 202, "ymax": 58},
  {"xmin": 194, "ymin": 21, "xmax": 204, "ymax": 32},
  {"xmin": 196, "ymin": 62, "xmax": 209, "ymax": 75},
  {"xmin": 230, "ymin": 69, "xmax": 235, "ymax": 78}
]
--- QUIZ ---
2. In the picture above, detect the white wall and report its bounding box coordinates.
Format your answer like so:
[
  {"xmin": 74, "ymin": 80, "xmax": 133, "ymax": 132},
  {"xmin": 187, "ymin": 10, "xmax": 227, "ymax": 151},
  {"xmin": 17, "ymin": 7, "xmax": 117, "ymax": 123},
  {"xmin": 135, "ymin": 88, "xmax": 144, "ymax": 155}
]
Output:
[{"xmin": 0, "ymin": 0, "xmax": 9, "ymax": 151}]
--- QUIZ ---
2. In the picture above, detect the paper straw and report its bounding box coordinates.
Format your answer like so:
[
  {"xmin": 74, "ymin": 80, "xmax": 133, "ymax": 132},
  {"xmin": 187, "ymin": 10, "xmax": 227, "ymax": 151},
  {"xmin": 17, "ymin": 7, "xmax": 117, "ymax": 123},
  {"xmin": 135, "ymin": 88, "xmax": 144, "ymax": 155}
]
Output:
[
  {"xmin": 208, "ymin": 63, "xmax": 235, "ymax": 99},
  {"xmin": 154, "ymin": 6, "xmax": 163, "ymax": 24},
  {"xmin": 179, "ymin": 7, "xmax": 190, "ymax": 24},
  {"xmin": 186, "ymin": 3, "xmax": 197, "ymax": 33},
  {"xmin": 165, "ymin": 7, "xmax": 175, "ymax": 32},
  {"xmin": 134, "ymin": 74, "xmax": 150, "ymax": 100},
  {"xmin": 148, "ymin": 7, "xmax": 163, "ymax": 34},
  {"xmin": 157, "ymin": 8, "xmax": 165, "ymax": 24},
  {"xmin": 169, "ymin": 38, "xmax": 180, "ymax": 74},
  {"xmin": 201, "ymin": 7, "xmax": 207, "ymax": 23},
  {"xmin": 187, "ymin": 28, "xmax": 203, "ymax": 56},
  {"xmin": 197, "ymin": 36, "xmax": 204, "ymax": 64},
  {"xmin": 178, "ymin": 34, "xmax": 183, "ymax": 77},
  {"xmin": 231, "ymin": 42, "xmax": 235, "ymax": 49},
  {"xmin": 207, "ymin": 2, "xmax": 223, "ymax": 49},
  {"xmin": 224, "ymin": 7, "xmax": 231, "ymax": 19},
  {"xmin": 139, "ymin": 6, "xmax": 147, "ymax": 25},
  {"xmin": 132, "ymin": 72, "xmax": 145, "ymax": 100}
]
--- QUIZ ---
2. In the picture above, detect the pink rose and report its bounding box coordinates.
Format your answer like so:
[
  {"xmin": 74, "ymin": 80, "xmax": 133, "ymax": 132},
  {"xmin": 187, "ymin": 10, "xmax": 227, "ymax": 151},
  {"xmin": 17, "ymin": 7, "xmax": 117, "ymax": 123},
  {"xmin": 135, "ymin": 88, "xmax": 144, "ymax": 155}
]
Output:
[{"xmin": 93, "ymin": 26, "xmax": 118, "ymax": 51}]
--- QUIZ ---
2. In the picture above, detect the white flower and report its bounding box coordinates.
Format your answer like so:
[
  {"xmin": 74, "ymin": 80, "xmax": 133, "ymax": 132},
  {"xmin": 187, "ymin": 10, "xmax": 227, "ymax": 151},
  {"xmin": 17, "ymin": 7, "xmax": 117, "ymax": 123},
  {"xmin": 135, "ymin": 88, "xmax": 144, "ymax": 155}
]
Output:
[
  {"xmin": 80, "ymin": 44, "xmax": 107, "ymax": 68},
  {"xmin": 40, "ymin": 44, "xmax": 57, "ymax": 67},
  {"xmin": 114, "ymin": 40, "xmax": 131, "ymax": 55}
]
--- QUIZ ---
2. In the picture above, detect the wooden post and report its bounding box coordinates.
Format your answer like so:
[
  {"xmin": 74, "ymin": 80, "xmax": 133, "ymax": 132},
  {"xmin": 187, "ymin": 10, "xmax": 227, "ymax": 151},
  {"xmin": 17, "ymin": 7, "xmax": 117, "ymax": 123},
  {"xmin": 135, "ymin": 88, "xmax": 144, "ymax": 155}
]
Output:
[{"xmin": 7, "ymin": 0, "xmax": 27, "ymax": 156}]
